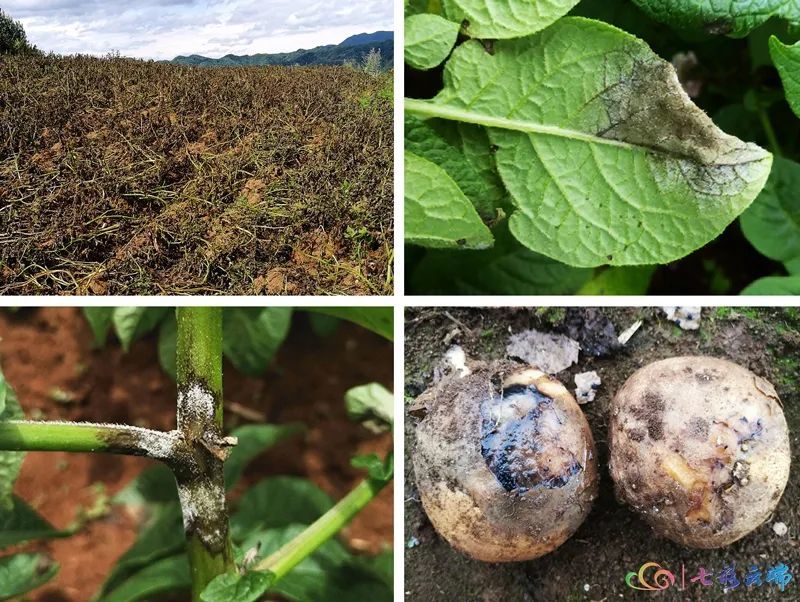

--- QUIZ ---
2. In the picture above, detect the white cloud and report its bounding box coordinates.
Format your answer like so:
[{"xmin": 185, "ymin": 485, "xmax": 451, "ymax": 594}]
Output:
[{"xmin": 3, "ymin": 0, "xmax": 393, "ymax": 60}]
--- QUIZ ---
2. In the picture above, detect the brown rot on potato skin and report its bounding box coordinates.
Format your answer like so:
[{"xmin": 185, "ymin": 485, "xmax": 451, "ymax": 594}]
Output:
[
  {"xmin": 412, "ymin": 361, "xmax": 599, "ymax": 562},
  {"xmin": 609, "ymin": 356, "xmax": 791, "ymax": 548}
]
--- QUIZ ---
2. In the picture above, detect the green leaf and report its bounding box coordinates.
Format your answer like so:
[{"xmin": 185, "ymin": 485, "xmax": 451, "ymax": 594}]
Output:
[
  {"xmin": 200, "ymin": 570, "xmax": 275, "ymax": 602},
  {"xmin": 157, "ymin": 312, "xmax": 177, "ymax": 380},
  {"xmin": 98, "ymin": 554, "xmax": 190, "ymax": 602},
  {"xmin": 0, "ymin": 496, "xmax": 66, "ymax": 547},
  {"xmin": 405, "ymin": 150, "xmax": 494, "ymax": 249},
  {"xmin": 578, "ymin": 266, "xmax": 657, "ymax": 295},
  {"xmin": 0, "ymin": 553, "xmax": 58, "ymax": 600},
  {"xmin": 230, "ymin": 477, "xmax": 333, "ymax": 541},
  {"xmin": 405, "ymin": 14, "xmax": 460, "ymax": 70},
  {"xmin": 441, "ymin": 0, "xmax": 581, "ymax": 39},
  {"xmin": 114, "ymin": 465, "xmax": 178, "ymax": 507},
  {"xmin": 99, "ymin": 504, "xmax": 185, "ymax": 597},
  {"xmin": 223, "ymin": 308, "xmax": 292, "ymax": 376},
  {"xmin": 224, "ymin": 424, "xmax": 304, "ymax": 489},
  {"xmin": 112, "ymin": 307, "xmax": 169, "ymax": 352},
  {"xmin": 305, "ymin": 308, "xmax": 393, "ymax": 341},
  {"xmin": 82, "ymin": 307, "xmax": 114, "ymax": 347},
  {"xmin": 407, "ymin": 17, "xmax": 772, "ymax": 267},
  {"xmin": 741, "ymin": 276, "xmax": 800, "ymax": 294},
  {"xmin": 631, "ymin": 0, "xmax": 800, "ymax": 38},
  {"xmin": 741, "ymin": 156, "xmax": 800, "ymax": 266},
  {"xmin": 308, "ymin": 313, "xmax": 340, "ymax": 338},
  {"xmin": 405, "ymin": 115, "xmax": 505, "ymax": 218},
  {"xmin": 786, "ymin": 256, "xmax": 800, "ymax": 274},
  {"xmin": 344, "ymin": 383, "xmax": 393, "ymax": 432},
  {"xmin": 239, "ymin": 525, "xmax": 392, "ymax": 602},
  {"xmin": 351, "ymin": 453, "xmax": 394, "ymax": 483},
  {"xmin": 409, "ymin": 224, "xmax": 591, "ymax": 294},
  {"xmin": 770, "ymin": 36, "xmax": 800, "ymax": 119},
  {"xmin": 0, "ymin": 369, "xmax": 24, "ymax": 511}
]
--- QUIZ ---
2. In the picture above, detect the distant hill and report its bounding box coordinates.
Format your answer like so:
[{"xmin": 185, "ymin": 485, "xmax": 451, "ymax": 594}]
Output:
[
  {"xmin": 173, "ymin": 31, "xmax": 393, "ymax": 69},
  {"xmin": 340, "ymin": 31, "xmax": 392, "ymax": 46}
]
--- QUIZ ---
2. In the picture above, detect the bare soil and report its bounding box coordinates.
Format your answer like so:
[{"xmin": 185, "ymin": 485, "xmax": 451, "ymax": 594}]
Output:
[
  {"xmin": 1, "ymin": 307, "xmax": 392, "ymax": 601},
  {"xmin": 404, "ymin": 307, "xmax": 800, "ymax": 601}
]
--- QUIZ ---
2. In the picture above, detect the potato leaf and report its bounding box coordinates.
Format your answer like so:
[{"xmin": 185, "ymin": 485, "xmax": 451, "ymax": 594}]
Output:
[
  {"xmin": 577, "ymin": 266, "xmax": 657, "ymax": 295},
  {"xmin": 407, "ymin": 17, "xmax": 772, "ymax": 267},
  {"xmin": 405, "ymin": 150, "xmax": 494, "ymax": 249},
  {"xmin": 82, "ymin": 307, "xmax": 114, "ymax": 347},
  {"xmin": 741, "ymin": 276, "xmax": 800, "ymax": 294},
  {"xmin": 770, "ymin": 36, "xmax": 800, "ymax": 118},
  {"xmin": 631, "ymin": 0, "xmax": 800, "ymax": 38},
  {"xmin": 305, "ymin": 307, "xmax": 393, "ymax": 340},
  {"xmin": 441, "ymin": 0, "xmax": 581, "ymax": 39},
  {"xmin": 0, "ymin": 496, "xmax": 67, "ymax": 547},
  {"xmin": 0, "ymin": 553, "xmax": 58, "ymax": 600},
  {"xmin": 405, "ymin": 14, "xmax": 460, "ymax": 70},
  {"xmin": 741, "ymin": 156, "xmax": 800, "ymax": 268},
  {"xmin": 112, "ymin": 307, "xmax": 169, "ymax": 352},
  {"xmin": 345, "ymin": 383, "xmax": 393, "ymax": 432},
  {"xmin": 200, "ymin": 570, "xmax": 275, "ymax": 602},
  {"xmin": 224, "ymin": 424, "xmax": 304, "ymax": 489},
  {"xmin": 222, "ymin": 308, "xmax": 292, "ymax": 376},
  {"xmin": 98, "ymin": 554, "xmax": 190, "ymax": 602}
]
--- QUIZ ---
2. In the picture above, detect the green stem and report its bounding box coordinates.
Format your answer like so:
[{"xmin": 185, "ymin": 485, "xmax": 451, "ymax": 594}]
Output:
[
  {"xmin": 0, "ymin": 420, "xmax": 176, "ymax": 458},
  {"xmin": 255, "ymin": 478, "xmax": 388, "ymax": 579},
  {"xmin": 758, "ymin": 108, "xmax": 782, "ymax": 156},
  {"xmin": 175, "ymin": 308, "xmax": 236, "ymax": 601}
]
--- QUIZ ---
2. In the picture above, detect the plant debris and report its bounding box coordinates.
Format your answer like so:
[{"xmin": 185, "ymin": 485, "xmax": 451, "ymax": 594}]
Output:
[{"xmin": 506, "ymin": 329, "xmax": 579, "ymax": 375}]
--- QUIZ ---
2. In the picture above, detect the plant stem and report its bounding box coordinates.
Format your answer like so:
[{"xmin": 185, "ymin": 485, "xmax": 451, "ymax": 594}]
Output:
[
  {"xmin": 758, "ymin": 108, "xmax": 782, "ymax": 156},
  {"xmin": 0, "ymin": 420, "xmax": 178, "ymax": 458},
  {"xmin": 175, "ymin": 307, "xmax": 235, "ymax": 601},
  {"xmin": 255, "ymin": 478, "xmax": 388, "ymax": 579}
]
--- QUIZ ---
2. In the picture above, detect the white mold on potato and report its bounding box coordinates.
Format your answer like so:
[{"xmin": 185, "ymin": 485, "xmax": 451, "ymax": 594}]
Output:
[
  {"xmin": 412, "ymin": 362, "xmax": 598, "ymax": 562},
  {"xmin": 609, "ymin": 356, "xmax": 791, "ymax": 548}
]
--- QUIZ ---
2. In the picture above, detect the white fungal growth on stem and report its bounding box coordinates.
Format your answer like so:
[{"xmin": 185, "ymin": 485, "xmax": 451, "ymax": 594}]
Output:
[{"xmin": 178, "ymin": 382, "xmax": 216, "ymax": 432}]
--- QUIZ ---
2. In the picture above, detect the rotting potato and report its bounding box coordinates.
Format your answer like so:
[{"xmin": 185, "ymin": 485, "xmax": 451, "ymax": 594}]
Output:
[
  {"xmin": 412, "ymin": 361, "xmax": 599, "ymax": 562},
  {"xmin": 609, "ymin": 356, "xmax": 791, "ymax": 548}
]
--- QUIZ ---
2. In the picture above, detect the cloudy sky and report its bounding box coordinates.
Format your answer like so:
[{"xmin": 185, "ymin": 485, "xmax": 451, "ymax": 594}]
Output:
[{"xmin": 4, "ymin": 0, "xmax": 393, "ymax": 60}]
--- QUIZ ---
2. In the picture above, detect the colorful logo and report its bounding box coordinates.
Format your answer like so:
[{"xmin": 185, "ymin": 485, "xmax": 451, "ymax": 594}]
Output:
[{"xmin": 625, "ymin": 562, "xmax": 793, "ymax": 592}]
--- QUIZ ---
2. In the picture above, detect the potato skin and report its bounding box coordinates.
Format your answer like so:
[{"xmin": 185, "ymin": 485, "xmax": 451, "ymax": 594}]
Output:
[
  {"xmin": 609, "ymin": 356, "xmax": 791, "ymax": 548},
  {"xmin": 412, "ymin": 361, "xmax": 598, "ymax": 562}
]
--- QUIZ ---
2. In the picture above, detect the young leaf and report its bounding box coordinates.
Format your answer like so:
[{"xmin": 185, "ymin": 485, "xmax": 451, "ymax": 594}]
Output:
[
  {"xmin": 0, "ymin": 496, "xmax": 66, "ymax": 547},
  {"xmin": 82, "ymin": 307, "xmax": 114, "ymax": 347},
  {"xmin": 631, "ymin": 0, "xmax": 800, "ymax": 38},
  {"xmin": 98, "ymin": 554, "xmax": 190, "ymax": 602},
  {"xmin": 200, "ymin": 570, "xmax": 275, "ymax": 602},
  {"xmin": 224, "ymin": 424, "xmax": 304, "ymax": 489},
  {"xmin": 741, "ymin": 276, "xmax": 800, "ymax": 294},
  {"xmin": 351, "ymin": 453, "xmax": 394, "ymax": 483},
  {"xmin": 0, "ymin": 553, "xmax": 58, "ymax": 600},
  {"xmin": 112, "ymin": 307, "xmax": 169, "ymax": 352},
  {"xmin": 441, "ymin": 0, "xmax": 581, "ymax": 39},
  {"xmin": 157, "ymin": 313, "xmax": 177, "ymax": 380},
  {"xmin": 410, "ymin": 224, "xmax": 591, "ymax": 294},
  {"xmin": 577, "ymin": 266, "xmax": 657, "ymax": 295},
  {"xmin": 769, "ymin": 36, "xmax": 800, "ymax": 119},
  {"xmin": 741, "ymin": 156, "xmax": 800, "ymax": 266},
  {"xmin": 407, "ymin": 17, "xmax": 772, "ymax": 267},
  {"xmin": 0, "ymin": 369, "xmax": 24, "ymax": 511},
  {"xmin": 405, "ymin": 150, "xmax": 493, "ymax": 249},
  {"xmin": 305, "ymin": 307, "xmax": 393, "ymax": 341},
  {"xmin": 344, "ymin": 383, "xmax": 393, "ymax": 432},
  {"xmin": 230, "ymin": 477, "xmax": 333, "ymax": 541},
  {"xmin": 222, "ymin": 308, "xmax": 292, "ymax": 376},
  {"xmin": 405, "ymin": 14, "xmax": 460, "ymax": 70}
]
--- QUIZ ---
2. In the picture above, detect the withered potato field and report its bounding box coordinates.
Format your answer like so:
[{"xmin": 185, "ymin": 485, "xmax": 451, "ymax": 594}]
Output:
[{"xmin": 0, "ymin": 55, "xmax": 393, "ymax": 295}]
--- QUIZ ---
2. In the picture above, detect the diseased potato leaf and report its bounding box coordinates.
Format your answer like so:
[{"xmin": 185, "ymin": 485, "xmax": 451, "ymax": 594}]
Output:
[
  {"xmin": 741, "ymin": 156, "xmax": 800, "ymax": 268},
  {"xmin": 405, "ymin": 150, "xmax": 494, "ymax": 249},
  {"xmin": 631, "ymin": 0, "xmax": 800, "ymax": 38},
  {"xmin": 405, "ymin": 14, "xmax": 460, "ymax": 70},
  {"xmin": 441, "ymin": 0, "xmax": 581, "ymax": 39},
  {"xmin": 770, "ymin": 36, "xmax": 800, "ymax": 118},
  {"xmin": 407, "ymin": 17, "xmax": 772, "ymax": 267}
]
